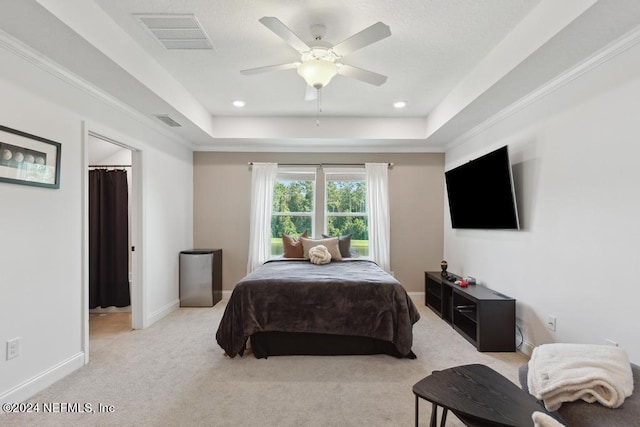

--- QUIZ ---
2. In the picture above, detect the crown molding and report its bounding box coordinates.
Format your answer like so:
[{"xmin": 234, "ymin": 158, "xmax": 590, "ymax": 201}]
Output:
[
  {"xmin": 446, "ymin": 25, "xmax": 640, "ymax": 151},
  {"xmin": 195, "ymin": 138, "xmax": 444, "ymax": 153},
  {"xmin": 0, "ymin": 29, "xmax": 194, "ymax": 150}
]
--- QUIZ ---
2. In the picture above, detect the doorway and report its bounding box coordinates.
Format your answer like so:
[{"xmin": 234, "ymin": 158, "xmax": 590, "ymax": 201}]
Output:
[{"xmin": 84, "ymin": 130, "xmax": 141, "ymax": 361}]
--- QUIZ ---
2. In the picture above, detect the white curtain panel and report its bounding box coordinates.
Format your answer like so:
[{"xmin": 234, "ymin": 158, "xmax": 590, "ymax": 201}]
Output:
[
  {"xmin": 246, "ymin": 162, "xmax": 278, "ymax": 273},
  {"xmin": 365, "ymin": 163, "xmax": 391, "ymax": 272}
]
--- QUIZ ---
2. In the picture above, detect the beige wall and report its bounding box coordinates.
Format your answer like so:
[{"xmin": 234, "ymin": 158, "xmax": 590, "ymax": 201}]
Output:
[{"xmin": 193, "ymin": 152, "xmax": 444, "ymax": 293}]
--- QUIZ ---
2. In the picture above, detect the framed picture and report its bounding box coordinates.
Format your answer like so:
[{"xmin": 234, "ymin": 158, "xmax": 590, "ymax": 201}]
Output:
[{"xmin": 0, "ymin": 125, "xmax": 61, "ymax": 189}]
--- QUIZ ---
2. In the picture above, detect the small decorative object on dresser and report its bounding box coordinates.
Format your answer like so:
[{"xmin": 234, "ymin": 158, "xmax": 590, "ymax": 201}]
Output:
[{"xmin": 440, "ymin": 260, "xmax": 448, "ymax": 276}]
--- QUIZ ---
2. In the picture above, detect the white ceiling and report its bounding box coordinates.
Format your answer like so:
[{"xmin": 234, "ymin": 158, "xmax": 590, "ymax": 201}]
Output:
[
  {"xmin": 1, "ymin": 0, "xmax": 640, "ymax": 152},
  {"xmin": 92, "ymin": 0, "xmax": 538, "ymax": 118}
]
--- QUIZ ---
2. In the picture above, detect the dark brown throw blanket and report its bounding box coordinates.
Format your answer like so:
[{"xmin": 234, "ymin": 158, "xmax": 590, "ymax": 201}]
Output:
[{"xmin": 216, "ymin": 259, "xmax": 420, "ymax": 358}]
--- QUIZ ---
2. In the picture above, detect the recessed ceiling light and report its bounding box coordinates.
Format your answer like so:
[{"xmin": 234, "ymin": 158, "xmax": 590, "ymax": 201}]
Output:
[
  {"xmin": 233, "ymin": 100, "xmax": 245, "ymax": 108},
  {"xmin": 393, "ymin": 101, "xmax": 407, "ymax": 109}
]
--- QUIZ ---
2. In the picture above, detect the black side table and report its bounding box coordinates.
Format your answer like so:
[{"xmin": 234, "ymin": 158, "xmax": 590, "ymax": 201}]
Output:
[{"xmin": 413, "ymin": 364, "xmax": 557, "ymax": 426}]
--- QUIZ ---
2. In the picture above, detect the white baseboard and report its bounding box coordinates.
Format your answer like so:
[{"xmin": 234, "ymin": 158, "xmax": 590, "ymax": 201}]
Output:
[
  {"xmin": 146, "ymin": 299, "xmax": 179, "ymax": 328},
  {"xmin": 0, "ymin": 352, "xmax": 85, "ymax": 405},
  {"xmin": 222, "ymin": 290, "xmax": 232, "ymax": 300},
  {"xmin": 519, "ymin": 339, "xmax": 535, "ymax": 357},
  {"xmin": 408, "ymin": 292, "xmax": 425, "ymax": 304}
]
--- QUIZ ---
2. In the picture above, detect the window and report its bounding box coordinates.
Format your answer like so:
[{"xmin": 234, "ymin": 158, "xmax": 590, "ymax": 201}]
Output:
[
  {"xmin": 324, "ymin": 169, "xmax": 368, "ymax": 256},
  {"xmin": 270, "ymin": 169, "xmax": 316, "ymax": 255},
  {"xmin": 269, "ymin": 167, "xmax": 370, "ymax": 257}
]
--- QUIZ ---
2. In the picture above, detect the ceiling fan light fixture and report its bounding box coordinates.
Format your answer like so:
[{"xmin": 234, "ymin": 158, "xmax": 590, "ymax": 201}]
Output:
[{"xmin": 297, "ymin": 59, "xmax": 338, "ymax": 89}]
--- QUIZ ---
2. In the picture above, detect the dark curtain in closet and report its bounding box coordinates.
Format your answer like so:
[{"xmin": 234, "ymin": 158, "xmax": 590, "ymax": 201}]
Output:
[{"xmin": 89, "ymin": 169, "xmax": 130, "ymax": 308}]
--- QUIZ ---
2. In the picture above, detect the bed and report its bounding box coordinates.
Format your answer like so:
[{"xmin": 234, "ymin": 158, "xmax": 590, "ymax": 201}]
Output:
[{"xmin": 215, "ymin": 258, "xmax": 420, "ymax": 359}]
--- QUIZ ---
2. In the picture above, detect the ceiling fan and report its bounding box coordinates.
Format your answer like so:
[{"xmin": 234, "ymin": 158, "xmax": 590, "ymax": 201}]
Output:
[{"xmin": 241, "ymin": 17, "xmax": 391, "ymax": 101}]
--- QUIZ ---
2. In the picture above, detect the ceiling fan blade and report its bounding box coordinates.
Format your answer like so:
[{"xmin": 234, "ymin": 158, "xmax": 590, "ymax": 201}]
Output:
[
  {"xmin": 240, "ymin": 62, "xmax": 299, "ymax": 75},
  {"xmin": 304, "ymin": 85, "xmax": 318, "ymax": 101},
  {"xmin": 331, "ymin": 22, "xmax": 391, "ymax": 57},
  {"xmin": 259, "ymin": 16, "xmax": 310, "ymax": 53},
  {"xmin": 338, "ymin": 64, "xmax": 388, "ymax": 86}
]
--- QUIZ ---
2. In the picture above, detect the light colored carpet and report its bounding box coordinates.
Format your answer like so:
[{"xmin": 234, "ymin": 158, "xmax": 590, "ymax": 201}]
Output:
[
  {"xmin": 2, "ymin": 299, "xmax": 528, "ymax": 426},
  {"xmin": 88, "ymin": 312, "xmax": 132, "ymax": 353}
]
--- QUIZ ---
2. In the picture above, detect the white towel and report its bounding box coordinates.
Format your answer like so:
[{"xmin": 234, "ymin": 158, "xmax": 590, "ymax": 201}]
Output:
[
  {"xmin": 527, "ymin": 343, "xmax": 634, "ymax": 411},
  {"xmin": 532, "ymin": 411, "xmax": 565, "ymax": 427},
  {"xmin": 309, "ymin": 245, "xmax": 331, "ymax": 265}
]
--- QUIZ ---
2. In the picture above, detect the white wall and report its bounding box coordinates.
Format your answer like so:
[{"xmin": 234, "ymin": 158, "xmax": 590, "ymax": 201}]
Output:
[
  {"xmin": 143, "ymin": 146, "xmax": 193, "ymax": 323},
  {"xmin": 444, "ymin": 37, "xmax": 640, "ymax": 363},
  {"xmin": 0, "ymin": 38, "xmax": 192, "ymax": 402},
  {"xmin": 0, "ymin": 77, "xmax": 85, "ymax": 402}
]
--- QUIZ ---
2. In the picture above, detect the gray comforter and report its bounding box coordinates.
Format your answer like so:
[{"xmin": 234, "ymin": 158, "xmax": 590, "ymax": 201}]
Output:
[{"xmin": 216, "ymin": 259, "xmax": 420, "ymax": 357}]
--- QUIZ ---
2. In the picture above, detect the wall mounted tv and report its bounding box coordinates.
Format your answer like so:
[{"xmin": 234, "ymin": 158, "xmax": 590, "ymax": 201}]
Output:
[{"xmin": 445, "ymin": 146, "xmax": 520, "ymax": 230}]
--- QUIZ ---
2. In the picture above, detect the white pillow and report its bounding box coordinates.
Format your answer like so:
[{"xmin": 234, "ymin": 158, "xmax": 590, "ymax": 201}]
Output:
[{"xmin": 300, "ymin": 237, "xmax": 342, "ymax": 261}]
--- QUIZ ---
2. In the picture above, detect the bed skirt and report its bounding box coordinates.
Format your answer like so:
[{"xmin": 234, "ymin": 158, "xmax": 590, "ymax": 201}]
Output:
[{"xmin": 249, "ymin": 331, "xmax": 417, "ymax": 359}]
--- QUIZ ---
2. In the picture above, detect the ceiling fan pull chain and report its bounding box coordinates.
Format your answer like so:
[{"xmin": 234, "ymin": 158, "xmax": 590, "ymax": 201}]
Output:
[{"xmin": 316, "ymin": 88, "xmax": 321, "ymax": 126}]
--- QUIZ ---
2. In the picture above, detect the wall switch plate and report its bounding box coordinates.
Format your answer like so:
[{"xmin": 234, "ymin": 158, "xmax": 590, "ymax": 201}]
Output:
[
  {"xmin": 546, "ymin": 316, "xmax": 556, "ymax": 332},
  {"xmin": 7, "ymin": 338, "xmax": 19, "ymax": 360}
]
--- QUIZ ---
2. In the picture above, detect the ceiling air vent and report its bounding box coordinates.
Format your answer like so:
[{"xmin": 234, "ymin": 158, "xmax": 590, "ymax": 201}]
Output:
[
  {"xmin": 134, "ymin": 14, "xmax": 214, "ymax": 50},
  {"xmin": 154, "ymin": 114, "xmax": 182, "ymax": 127}
]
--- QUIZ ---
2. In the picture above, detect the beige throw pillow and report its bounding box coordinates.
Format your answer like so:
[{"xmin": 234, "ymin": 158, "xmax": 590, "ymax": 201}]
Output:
[
  {"xmin": 300, "ymin": 237, "xmax": 342, "ymax": 261},
  {"xmin": 322, "ymin": 233, "xmax": 352, "ymax": 258}
]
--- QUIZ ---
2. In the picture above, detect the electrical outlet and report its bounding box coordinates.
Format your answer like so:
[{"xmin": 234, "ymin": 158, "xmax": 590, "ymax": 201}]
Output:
[
  {"xmin": 546, "ymin": 316, "xmax": 556, "ymax": 332},
  {"xmin": 605, "ymin": 339, "xmax": 618, "ymax": 347},
  {"xmin": 7, "ymin": 338, "xmax": 19, "ymax": 360}
]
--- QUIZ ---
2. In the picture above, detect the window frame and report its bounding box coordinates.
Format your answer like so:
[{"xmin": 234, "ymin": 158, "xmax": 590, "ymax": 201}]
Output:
[
  {"xmin": 270, "ymin": 167, "xmax": 317, "ymax": 254},
  {"xmin": 323, "ymin": 168, "xmax": 368, "ymax": 250}
]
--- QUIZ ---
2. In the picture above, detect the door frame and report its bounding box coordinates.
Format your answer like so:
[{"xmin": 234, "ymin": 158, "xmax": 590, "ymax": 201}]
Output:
[{"xmin": 81, "ymin": 122, "xmax": 144, "ymax": 364}]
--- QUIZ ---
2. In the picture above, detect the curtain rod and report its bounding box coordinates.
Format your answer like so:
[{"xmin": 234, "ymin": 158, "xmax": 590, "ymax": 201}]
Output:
[
  {"xmin": 248, "ymin": 162, "xmax": 393, "ymax": 167},
  {"xmin": 89, "ymin": 164, "xmax": 132, "ymax": 168}
]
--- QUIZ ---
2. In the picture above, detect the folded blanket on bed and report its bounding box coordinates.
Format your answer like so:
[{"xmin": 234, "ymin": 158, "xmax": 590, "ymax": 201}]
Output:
[
  {"xmin": 309, "ymin": 245, "xmax": 331, "ymax": 265},
  {"xmin": 528, "ymin": 343, "xmax": 634, "ymax": 411}
]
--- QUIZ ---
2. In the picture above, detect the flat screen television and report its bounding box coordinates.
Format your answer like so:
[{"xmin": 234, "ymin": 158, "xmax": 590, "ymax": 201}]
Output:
[{"xmin": 445, "ymin": 146, "xmax": 520, "ymax": 230}]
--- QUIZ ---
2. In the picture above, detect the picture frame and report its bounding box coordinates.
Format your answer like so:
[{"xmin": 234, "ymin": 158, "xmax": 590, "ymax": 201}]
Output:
[{"xmin": 0, "ymin": 125, "xmax": 61, "ymax": 189}]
